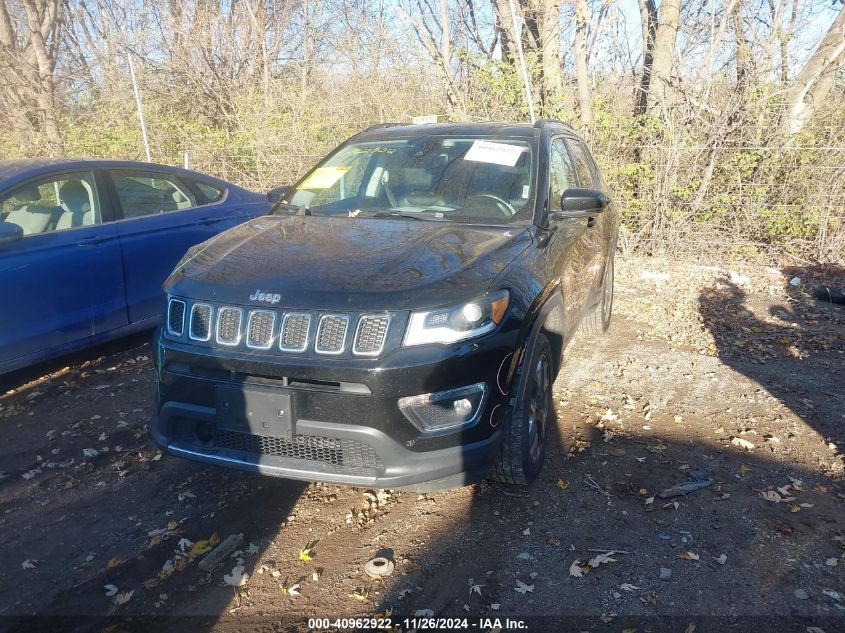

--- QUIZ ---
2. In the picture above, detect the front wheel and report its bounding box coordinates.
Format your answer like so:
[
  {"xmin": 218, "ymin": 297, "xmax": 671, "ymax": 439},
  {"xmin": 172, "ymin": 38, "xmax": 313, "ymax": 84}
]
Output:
[{"xmin": 492, "ymin": 334, "xmax": 553, "ymax": 485}]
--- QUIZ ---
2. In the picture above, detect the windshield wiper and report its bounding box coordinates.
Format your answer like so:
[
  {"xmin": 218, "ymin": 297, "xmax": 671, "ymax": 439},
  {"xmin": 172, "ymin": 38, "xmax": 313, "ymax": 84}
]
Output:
[
  {"xmin": 272, "ymin": 201, "xmax": 310, "ymax": 215},
  {"xmin": 365, "ymin": 210, "xmax": 447, "ymax": 221}
]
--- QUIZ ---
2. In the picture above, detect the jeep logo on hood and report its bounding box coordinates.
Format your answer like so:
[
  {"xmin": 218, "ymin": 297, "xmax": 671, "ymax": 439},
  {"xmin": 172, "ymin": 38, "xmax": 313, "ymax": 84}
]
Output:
[{"xmin": 249, "ymin": 290, "xmax": 281, "ymax": 304}]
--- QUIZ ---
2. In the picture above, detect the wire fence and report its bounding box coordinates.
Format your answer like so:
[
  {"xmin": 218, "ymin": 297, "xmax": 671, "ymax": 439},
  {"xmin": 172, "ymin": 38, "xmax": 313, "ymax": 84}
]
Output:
[{"xmin": 169, "ymin": 143, "xmax": 844, "ymax": 266}]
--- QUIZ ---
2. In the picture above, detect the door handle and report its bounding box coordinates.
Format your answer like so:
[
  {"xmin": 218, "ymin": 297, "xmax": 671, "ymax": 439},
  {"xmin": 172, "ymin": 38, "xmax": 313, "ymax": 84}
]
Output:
[
  {"xmin": 198, "ymin": 217, "xmax": 219, "ymax": 225},
  {"xmin": 76, "ymin": 235, "xmax": 111, "ymax": 246}
]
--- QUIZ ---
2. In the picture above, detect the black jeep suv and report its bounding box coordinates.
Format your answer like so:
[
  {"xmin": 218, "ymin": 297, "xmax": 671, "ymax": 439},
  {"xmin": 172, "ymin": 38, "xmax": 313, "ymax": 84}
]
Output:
[{"xmin": 152, "ymin": 120, "xmax": 618, "ymax": 490}]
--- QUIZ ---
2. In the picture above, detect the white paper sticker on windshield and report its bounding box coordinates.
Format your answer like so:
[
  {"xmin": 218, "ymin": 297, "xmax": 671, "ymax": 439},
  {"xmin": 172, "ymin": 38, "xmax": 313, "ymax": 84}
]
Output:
[
  {"xmin": 299, "ymin": 166, "xmax": 350, "ymax": 190},
  {"xmin": 463, "ymin": 140, "xmax": 524, "ymax": 167}
]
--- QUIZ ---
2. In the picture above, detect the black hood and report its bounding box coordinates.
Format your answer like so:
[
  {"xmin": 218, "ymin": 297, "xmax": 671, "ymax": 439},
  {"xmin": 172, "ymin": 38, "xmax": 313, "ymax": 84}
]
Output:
[{"xmin": 164, "ymin": 215, "xmax": 532, "ymax": 311}]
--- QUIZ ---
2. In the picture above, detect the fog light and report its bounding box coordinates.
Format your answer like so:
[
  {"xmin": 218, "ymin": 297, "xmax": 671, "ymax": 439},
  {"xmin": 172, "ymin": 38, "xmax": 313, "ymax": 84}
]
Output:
[{"xmin": 398, "ymin": 382, "xmax": 487, "ymax": 435}]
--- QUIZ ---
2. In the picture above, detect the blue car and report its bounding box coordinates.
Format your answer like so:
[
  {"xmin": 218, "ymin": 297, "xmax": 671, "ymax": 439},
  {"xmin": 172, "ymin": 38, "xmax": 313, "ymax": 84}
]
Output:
[{"xmin": 0, "ymin": 159, "xmax": 271, "ymax": 374}]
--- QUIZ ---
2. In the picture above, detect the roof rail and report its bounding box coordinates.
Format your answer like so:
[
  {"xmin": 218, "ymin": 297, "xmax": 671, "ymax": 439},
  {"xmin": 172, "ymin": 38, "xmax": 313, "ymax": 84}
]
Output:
[
  {"xmin": 533, "ymin": 118, "xmax": 574, "ymax": 130},
  {"xmin": 361, "ymin": 122, "xmax": 402, "ymax": 133}
]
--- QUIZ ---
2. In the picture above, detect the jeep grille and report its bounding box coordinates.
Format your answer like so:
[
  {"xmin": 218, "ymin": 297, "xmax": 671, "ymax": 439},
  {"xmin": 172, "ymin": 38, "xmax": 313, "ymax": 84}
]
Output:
[
  {"xmin": 279, "ymin": 313, "xmax": 311, "ymax": 352},
  {"xmin": 315, "ymin": 315, "xmax": 349, "ymax": 354},
  {"xmin": 189, "ymin": 303, "xmax": 212, "ymax": 341},
  {"xmin": 216, "ymin": 307, "xmax": 243, "ymax": 346},
  {"xmin": 167, "ymin": 299, "xmax": 186, "ymax": 336},
  {"xmin": 167, "ymin": 299, "xmax": 392, "ymax": 357},
  {"xmin": 354, "ymin": 315, "xmax": 391, "ymax": 355},
  {"xmin": 247, "ymin": 310, "xmax": 275, "ymax": 349}
]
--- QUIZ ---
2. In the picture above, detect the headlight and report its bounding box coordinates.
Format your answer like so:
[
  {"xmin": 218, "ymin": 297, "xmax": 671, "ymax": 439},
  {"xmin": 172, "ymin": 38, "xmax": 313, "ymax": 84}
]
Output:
[{"xmin": 403, "ymin": 290, "xmax": 509, "ymax": 346}]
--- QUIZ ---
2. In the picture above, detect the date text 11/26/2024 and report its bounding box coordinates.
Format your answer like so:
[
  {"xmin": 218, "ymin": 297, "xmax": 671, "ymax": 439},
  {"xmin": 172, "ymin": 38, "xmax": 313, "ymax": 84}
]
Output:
[{"xmin": 308, "ymin": 617, "xmax": 528, "ymax": 630}]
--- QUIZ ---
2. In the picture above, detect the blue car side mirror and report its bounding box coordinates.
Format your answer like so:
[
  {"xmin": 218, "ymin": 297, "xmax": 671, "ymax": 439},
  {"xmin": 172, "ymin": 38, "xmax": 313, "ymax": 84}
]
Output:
[{"xmin": 0, "ymin": 221, "xmax": 23, "ymax": 245}]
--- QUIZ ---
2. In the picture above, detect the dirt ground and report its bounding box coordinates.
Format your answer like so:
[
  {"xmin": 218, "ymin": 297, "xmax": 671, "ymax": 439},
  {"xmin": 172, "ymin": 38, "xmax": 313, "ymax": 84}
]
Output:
[{"xmin": 1, "ymin": 257, "xmax": 843, "ymax": 633}]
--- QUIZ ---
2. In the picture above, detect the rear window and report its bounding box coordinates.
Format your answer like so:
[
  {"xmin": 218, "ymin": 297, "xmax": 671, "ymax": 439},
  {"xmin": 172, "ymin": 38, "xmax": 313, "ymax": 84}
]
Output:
[{"xmin": 193, "ymin": 180, "xmax": 225, "ymax": 202}]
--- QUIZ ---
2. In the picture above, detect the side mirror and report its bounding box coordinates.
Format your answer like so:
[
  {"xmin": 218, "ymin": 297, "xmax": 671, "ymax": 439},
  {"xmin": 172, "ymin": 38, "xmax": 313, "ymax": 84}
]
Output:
[
  {"xmin": 561, "ymin": 188, "xmax": 609, "ymax": 214},
  {"xmin": 0, "ymin": 221, "xmax": 23, "ymax": 245},
  {"xmin": 268, "ymin": 185, "xmax": 291, "ymax": 204}
]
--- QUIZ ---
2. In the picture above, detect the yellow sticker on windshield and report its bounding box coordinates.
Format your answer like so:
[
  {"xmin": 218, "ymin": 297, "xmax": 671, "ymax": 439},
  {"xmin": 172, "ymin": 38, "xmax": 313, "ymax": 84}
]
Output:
[{"xmin": 299, "ymin": 166, "xmax": 350, "ymax": 190}]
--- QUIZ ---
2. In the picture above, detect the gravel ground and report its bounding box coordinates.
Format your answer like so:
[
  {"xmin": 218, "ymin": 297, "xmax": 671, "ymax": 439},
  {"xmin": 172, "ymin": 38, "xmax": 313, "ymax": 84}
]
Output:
[{"xmin": 0, "ymin": 257, "xmax": 842, "ymax": 632}]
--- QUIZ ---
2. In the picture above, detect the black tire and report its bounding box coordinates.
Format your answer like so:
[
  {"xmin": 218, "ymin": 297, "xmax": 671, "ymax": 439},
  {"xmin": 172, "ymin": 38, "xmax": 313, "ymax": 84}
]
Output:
[
  {"xmin": 492, "ymin": 333, "xmax": 553, "ymax": 485},
  {"xmin": 581, "ymin": 250, "xmax": 615, "ymax": 335}
]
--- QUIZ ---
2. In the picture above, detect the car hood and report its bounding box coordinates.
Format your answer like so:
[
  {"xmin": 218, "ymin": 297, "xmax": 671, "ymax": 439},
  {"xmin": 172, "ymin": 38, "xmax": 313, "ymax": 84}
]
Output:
[{"xmin": 164, "ymin": 215, "xmax": 532, "ymax": 311}]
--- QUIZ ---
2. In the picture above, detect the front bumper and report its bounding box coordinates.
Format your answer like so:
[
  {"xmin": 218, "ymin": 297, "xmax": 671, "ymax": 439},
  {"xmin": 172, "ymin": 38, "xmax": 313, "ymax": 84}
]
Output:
[{"xmin": 152, "ymin": 326, "xmax": 517, "ymax": 489}]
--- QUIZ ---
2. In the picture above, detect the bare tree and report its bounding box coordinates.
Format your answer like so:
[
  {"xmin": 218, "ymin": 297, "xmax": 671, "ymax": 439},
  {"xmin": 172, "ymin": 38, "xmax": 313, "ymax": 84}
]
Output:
[
  {"xmin": 780, "ymin": 1, "xmax": 845, "ymax": 135},
  {"xmin": 0, "ymin": 0, "xmax": 63, "ymax": 148},
  {"xmin": 395, "ymin": 0, "xmax": 460, "ymax": 112},
  {"xmin": 574, "ymin": 0, "xmax": 592, "ymax": 124}
]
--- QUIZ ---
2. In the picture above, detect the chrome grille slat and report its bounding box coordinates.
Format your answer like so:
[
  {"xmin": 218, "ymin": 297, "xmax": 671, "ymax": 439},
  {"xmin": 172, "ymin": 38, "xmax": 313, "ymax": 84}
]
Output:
[
  {"xmin": 247, "ymin": 310, "xmax": 276, "ymax": 349},
  {"xmin": 315, "ymin": 315, "xmax": 349, "ymax": 355},
  {"xmin": 189, "ymin": 303, "xmax": 212, "ymax": 341},
  {"xmin": 353, "ymin": 315, "xmax": 391, "ymax": 356},
  {"xmin": 181, "ymin": 303, "xmax": 391, "ymax": 357},
  {"xmin": 280, "ymin": 313, "xmax": 311, "ymax": 352},
  {"xmin": 167, "ymin": 298, "xmax": 186, "ymax": 336},
  {"xmin": 215, "ymin": 307, "xmax": 243, "ymax": 346}
]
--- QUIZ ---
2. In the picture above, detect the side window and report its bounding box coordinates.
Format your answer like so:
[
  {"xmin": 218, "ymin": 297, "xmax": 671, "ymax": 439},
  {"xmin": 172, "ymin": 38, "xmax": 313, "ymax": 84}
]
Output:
[
  {"xmin": 190, "ymin": 179, "xmax": 225, "ymax": 203},
  {"xmin": 111, "ymin": 170, "xmax": 197, "ymax": 219},
  {"xmin": 0, "ymin": 171, "xmax": 101, "ymax": 236},
  {"xmin": 549, "ymin": 139, "xmax": 576, "ymax": 209},
  {"xmin": 565, "ymin": 139, "xmax": 595, "ymax": 188}
]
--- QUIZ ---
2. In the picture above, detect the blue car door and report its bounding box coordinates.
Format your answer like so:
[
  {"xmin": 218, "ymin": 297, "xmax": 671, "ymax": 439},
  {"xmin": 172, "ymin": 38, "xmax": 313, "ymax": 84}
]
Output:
[
  {"xmin": 0, "ymin": 169, "xmax": 126, "ymax": 371},
  {"xmin": 106, "ymin": 168, "xmax": 248, "ymax": 324}
]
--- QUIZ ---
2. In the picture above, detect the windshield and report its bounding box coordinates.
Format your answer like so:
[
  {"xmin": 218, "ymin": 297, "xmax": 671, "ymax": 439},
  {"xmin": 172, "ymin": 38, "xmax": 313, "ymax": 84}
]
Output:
[{"xmin": 284, "ymin": 135, "xmax": 536, "ymax": 224}]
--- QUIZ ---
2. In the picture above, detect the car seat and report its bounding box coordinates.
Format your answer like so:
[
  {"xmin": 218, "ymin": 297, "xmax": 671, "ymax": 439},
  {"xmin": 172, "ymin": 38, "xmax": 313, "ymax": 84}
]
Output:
[
  {"xmin": 55, "ymin": 181, "xmax": 95, "ymax": 230},
  {"xmin": 5, "ymin": 184, "xmax": 63, "ymax": 235}
]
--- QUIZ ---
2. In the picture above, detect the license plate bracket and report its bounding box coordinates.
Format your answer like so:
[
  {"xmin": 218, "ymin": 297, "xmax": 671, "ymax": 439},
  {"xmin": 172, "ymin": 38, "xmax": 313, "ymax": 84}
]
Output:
[{"xmin": 215, "ymin": 385, "xmax": 294, "ymax": 440}]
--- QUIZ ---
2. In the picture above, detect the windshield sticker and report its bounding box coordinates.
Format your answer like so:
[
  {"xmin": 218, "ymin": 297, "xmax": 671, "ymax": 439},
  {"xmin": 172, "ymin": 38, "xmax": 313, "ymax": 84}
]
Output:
[
  {"xmin": 521, "ymin": 185, "xmax": 530, "ymax": 198},
  {"xmin": 351, "ymin": 146, "xmax": 397, "ymax": 155},
  {"xmin": 299, "ymin": 166, "xmax": 350, "ymax": 190},
  {"xmin": 463, "ymin": 140, "xmax": 525, "ymax": 167}
]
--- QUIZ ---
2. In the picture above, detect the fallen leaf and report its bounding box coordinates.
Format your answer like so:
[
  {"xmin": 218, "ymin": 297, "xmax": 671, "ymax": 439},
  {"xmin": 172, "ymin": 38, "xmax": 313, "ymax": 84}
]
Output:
[
  {"xmin": 714, "ymin": 554, "xmax": 727, "ymax": 565},
  {"xmin": 298, "ymin": 547, "xmax": 315, "ymax": 562},
  {"xmin": 107, "ymin": 557, "xmax": 125, "ymax": 568},
  {"xmin": 177, "ymin": 538, "xmax": 193, "ymax": 552},
  {"xmin": 112, "ymin": 590, "xmax": 134, "ymax": 606},
  {"xmin": 21, "ymin": 560, "xmax": 37, "ymax": 570},
  {"xmin": 569, "ymin": 560, "xmax": 585, "ymax": 577},
  {"xmin": 588, "ymin": 552, "xmax": 617, "ymax": 568},
  {"xmin": 679, "ymin": 551, "xmax": 700, "ymax": 561},
  {"xmin": 514, "ymin": 579, "xmax": 534, "ymax": 594},
  {"xmin": 287, "ymin": 583, "xmax": 301, "ymax": 597},
  {"xmin": 351, "ymin": 587, "xmax": 369, "ymax": 601},
  {"xmin": 825, "ymin": 558, "xmax": 838, "ymax": 567},
  {"xmin": 159, "ymin": 559, "xmax": 175, "ymax": 579},
  {"xmin": 223, "ymin": 563, "xmax": 248, "ymax": 587},
  {"xmin": 738, "ymin": 463, "xmax": 751, "ymax": 474},
  {"xmin": 82, "ymin": 448, "xmax": 99, "ymax": 458},
  {"xmin": 104, "ymin": 584, "xmax": 119, "ymax": 597},
  {"xmin": 611, "ymin": 448, "xmax": 626, "ymax": 457},
  {"xmin": 469, "ymin": 584, "xmax": 484, "ymax": 596},
  {"xmin": 620, "ymin": 583, "xmax": 640, "ymax": 591},
  {"xmin": 731, "ymin": 437, "xmax": 755, "ymax": 450},
  {"xmin": 761, "ymin": 490, "xmax": 782, "ymax": 503},
  {"xmin": 557, "ymin": 479, "xmax": 569, "ymax": 490}
]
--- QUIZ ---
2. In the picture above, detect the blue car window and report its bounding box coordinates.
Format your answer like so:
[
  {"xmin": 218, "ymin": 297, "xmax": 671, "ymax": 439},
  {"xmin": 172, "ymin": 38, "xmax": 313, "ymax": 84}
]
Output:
[
  {"xmin": 112, "ymin": 170, "xmax": 197, "ymax": 219},
  {"xmin": 0, "ymin": 171, "xmax": 101, "ymax": 236},
  {"xmin": 190, "ymin": 179, "xmax": 225, "ymax": 203}
]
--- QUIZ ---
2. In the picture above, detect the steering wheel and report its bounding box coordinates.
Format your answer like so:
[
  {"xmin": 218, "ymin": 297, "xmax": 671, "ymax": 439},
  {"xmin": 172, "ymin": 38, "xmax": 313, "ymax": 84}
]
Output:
[{"xmin": 463, "ymin": 194, "xmax": 516, "ymax": 219}]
